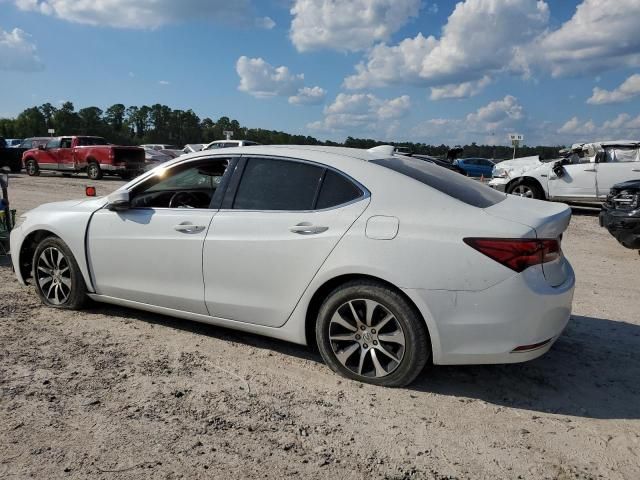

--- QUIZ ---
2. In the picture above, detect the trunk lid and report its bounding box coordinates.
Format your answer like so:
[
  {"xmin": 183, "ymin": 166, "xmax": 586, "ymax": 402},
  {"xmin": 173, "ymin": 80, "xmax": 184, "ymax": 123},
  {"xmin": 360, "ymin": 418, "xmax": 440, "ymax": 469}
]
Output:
[{"xmin": 484, "ymin": 196, "xmax": 571, "ymax": 286}]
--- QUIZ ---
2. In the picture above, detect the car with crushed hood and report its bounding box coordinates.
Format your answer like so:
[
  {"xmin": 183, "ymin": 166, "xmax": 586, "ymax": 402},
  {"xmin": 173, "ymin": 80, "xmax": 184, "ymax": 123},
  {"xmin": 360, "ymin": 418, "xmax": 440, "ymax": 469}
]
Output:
[
  {"xmin": 600, "ymin": 179, "xmax": 640, "ymax": 250},
  {"xmin": 489, "ymin": 141, "xmax": 640, "ymax": 203}
]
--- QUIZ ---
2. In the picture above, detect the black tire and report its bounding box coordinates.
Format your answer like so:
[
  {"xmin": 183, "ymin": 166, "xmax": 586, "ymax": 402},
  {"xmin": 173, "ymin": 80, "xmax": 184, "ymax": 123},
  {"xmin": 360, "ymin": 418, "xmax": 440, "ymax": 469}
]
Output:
[
  {"xmin": 25, "ymin": 158, "xmax": 40, "ymax": 176},
  {"xmin": 507, "ymin": 179, "xmax": 544, "ymax": 200},
  {"xmin": 316, "ymin": 280, "xmax": 430, "ymax": 387},
  {"xmin": 32, "ymin": 236, "xmax": 87, "ymax": 309},
  {"xmin": 87, "ymin": 161, "xmax": 103, "ymax": 180}
]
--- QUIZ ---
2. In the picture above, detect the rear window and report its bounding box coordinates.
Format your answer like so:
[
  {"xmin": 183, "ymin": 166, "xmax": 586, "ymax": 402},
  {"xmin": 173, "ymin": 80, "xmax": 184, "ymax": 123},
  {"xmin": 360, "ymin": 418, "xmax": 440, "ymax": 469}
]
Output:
[{"xmin": 372, "ymin": 157, "xmax": 505, "ymax": 208}]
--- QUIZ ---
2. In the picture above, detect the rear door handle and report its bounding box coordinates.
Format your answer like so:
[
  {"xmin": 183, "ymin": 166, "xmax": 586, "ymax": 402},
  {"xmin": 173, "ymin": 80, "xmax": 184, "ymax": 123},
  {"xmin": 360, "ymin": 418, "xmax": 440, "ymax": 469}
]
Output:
[
  {"xmin": 290, "ymin": 223, "xmax": 329, "ymax": 235},
  {"xmin": 174, "ymin": 223, "xmax": 206, "ymax": 234}
]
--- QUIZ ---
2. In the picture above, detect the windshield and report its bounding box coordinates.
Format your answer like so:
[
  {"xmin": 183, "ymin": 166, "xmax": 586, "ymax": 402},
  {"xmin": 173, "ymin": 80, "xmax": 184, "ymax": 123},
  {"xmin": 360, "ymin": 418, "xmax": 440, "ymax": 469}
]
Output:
[{"xmin": 372, "ymin": 156, "xmax": 506, "ymax": 208}]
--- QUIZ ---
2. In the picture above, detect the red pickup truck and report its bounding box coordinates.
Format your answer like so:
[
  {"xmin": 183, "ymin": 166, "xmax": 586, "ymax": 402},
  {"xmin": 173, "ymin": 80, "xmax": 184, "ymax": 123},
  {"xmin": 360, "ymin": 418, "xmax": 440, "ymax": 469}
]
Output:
[{"xmin": 22, "ymin": 136, "xmax": 145, "ymax": 180}]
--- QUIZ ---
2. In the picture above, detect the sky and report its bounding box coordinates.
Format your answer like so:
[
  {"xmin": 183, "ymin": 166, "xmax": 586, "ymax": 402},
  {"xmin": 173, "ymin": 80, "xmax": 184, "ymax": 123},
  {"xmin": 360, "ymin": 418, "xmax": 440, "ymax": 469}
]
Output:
[{"xmin": 0, "ymin": 0, "xmax": 639, "ymax": 146}]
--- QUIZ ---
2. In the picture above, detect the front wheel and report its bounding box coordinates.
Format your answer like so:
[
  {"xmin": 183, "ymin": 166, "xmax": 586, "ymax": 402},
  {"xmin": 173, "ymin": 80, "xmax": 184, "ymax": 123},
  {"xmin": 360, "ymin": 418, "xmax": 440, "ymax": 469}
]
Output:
[
  {"xmin": 507, "ymin": 180, "xmax": 544, "ymax": 200},
  {"xmin": 25, "ymin": 158, "xmax": 40, "ymax": 176},
  {"xmin": 32, "ymin": 237, "xmax": 87, "ymax": 309},
  {"xmin": 316, "ymin": 281, "xmax": 430, "ymax": 387},
  {"xmin": 87, "ymin": 162, "xmax": 103, "ymax": 180}
]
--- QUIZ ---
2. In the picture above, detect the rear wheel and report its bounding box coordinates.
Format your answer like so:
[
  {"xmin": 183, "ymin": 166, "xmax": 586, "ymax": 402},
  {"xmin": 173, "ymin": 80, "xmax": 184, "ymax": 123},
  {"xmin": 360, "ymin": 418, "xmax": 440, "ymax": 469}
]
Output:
[
  {"xmin": 32, "ymin": 237, "xmax": 87, "ymax": 309},
  {"xmin": 316, "ymin": 280, "xmax": 430, "ymax": 387},
  {"xmin": 507, "ymin": 180, "xmax": 544, "ymax": 200},
  {"xmin": 25, "ymin": 158, "xmax": 40, "ymax": 176},
  {"xmin": 87, "ymin": 161, "xmax": 103, "ymax": 180}
]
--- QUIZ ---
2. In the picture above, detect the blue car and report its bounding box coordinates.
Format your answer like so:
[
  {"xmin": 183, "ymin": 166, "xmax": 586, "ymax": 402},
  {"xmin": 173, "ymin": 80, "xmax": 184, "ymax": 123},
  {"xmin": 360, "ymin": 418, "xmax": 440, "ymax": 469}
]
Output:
[{"xmin": 453, "ymin": 158, "xmax": 495, "ymax": 177}]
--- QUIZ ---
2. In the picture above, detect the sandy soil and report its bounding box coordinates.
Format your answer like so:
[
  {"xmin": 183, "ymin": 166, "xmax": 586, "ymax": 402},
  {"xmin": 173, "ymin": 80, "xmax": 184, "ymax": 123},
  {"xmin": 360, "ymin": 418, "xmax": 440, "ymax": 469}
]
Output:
[{"xmin": 1, "ymin": 173, "xmax": 639, "ymax": 479}]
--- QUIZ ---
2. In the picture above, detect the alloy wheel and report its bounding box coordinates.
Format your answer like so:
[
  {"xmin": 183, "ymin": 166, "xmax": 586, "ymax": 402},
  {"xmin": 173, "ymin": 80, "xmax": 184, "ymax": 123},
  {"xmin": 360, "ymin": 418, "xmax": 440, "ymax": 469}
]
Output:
[
  {"xmin": 36, "ymin": 247, "xmax": 72, "ymax": 305},
  {"xmin": 328, "ymin": 299, "xmax": 406, "ymax": 378},
  {"xmin": 511, "ymin": 184, "xmax": 534, "ymax": 198}
]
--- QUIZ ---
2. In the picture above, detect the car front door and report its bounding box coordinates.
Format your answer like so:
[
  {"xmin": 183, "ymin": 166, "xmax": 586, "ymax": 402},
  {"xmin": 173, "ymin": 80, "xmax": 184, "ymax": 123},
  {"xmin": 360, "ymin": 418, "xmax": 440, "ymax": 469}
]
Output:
[
  {"xmin": 86, "ymin": 156, "xmax": 235, "ymax": 314},
  {"xmin": 41, "ymin": 138, "xmax": 61, "ymax": 169},
  {"xmin": 596, "ymin": 147, "xmax": 640, "ymax": 199},
  {"xmin": 58, "ymin": 137, "xmax": 74, "ymax": 170},
  {"xmin": 547, "ymin": 158, "xmax": 598, "ymax": 201},
  {"xmin": 202, "ymin": 156, "xmax": 370, "ymax": 327}
]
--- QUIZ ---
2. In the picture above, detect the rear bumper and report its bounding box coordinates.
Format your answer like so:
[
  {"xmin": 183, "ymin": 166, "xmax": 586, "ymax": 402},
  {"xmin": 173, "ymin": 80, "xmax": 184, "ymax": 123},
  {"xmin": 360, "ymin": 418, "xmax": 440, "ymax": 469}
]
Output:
[
  {"xmin": 599, "ymin": 208, "xmax": 640, "ymax": 249},
  {"xmin": 100, "ymin": 164, "xmax": 144, "ymax": 173},
  {"xmin": 403, "ymin": 261, "xmax": 575, "ymax": 365}
]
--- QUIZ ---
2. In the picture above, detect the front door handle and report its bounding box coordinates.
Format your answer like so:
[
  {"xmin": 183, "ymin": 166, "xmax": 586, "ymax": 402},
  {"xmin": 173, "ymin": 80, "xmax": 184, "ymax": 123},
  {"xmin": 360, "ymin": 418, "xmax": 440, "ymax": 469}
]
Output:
[
  {"xmin": 290, "ymin": 223, "xmax": 329, "ymax": 235},
  {"xmin": 632, "ymin": 168, "xmax": 640, "ymax": 172},
  {"xmin": 583, "ymin": 168, "xmax": 597, "ymax": 172},
  {"xmin": 174, "ymin": 223, "xmax": 206, "ymax": 234}
]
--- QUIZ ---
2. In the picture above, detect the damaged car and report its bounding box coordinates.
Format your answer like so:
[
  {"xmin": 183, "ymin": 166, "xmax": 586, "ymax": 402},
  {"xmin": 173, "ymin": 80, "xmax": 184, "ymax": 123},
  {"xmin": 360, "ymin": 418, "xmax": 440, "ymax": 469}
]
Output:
[
  {"xmin": 489, "ymin": 141, "xmax": 640, "ymax": 203},
  {"xmin": 600, "ymin": 179, "xmax": 640, "ymax": 251}
]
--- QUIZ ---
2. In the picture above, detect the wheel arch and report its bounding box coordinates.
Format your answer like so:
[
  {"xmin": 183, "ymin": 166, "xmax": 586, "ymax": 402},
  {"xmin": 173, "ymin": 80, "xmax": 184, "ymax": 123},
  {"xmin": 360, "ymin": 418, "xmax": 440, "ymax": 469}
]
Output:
[
  {"xmin": 17, "ymin": 229, "xmax": 60, "ymax": 284},
  {"xmin": 304, "ymin": 273, "xmax": 434, "ymax": 359},
  {"xmin": 506, "ymin": 176, "xmax": 547, "ymax": 199}
]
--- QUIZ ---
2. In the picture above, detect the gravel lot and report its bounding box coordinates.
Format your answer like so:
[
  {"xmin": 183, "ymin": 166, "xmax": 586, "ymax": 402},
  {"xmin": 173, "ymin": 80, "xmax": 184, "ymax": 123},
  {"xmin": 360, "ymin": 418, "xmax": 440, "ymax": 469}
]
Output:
[{"xmin": 1, "ymin": 173, "xmax": 639, "ymax": 480}]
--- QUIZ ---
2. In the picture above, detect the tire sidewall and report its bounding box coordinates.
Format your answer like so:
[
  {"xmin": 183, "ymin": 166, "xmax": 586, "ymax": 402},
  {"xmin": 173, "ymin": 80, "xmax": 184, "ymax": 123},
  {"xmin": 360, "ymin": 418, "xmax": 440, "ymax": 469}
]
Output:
[
  {"xmin": 508, "ymin": 180, "xmax": 543, "ymax": 200},
  {"xmin": 32, "ymin": 237, "xmax": 87, "ymax": 309},
  {"xmin": 87, "ymin": 162, "xmax": 102, "ymax": 180},
  {"xmin": 316, "ymin": 282, "xmax": 430, "ymax": 387},
  {"xmin": 25, "ymin": 159, "xmax": 39, "ymax": 176}
]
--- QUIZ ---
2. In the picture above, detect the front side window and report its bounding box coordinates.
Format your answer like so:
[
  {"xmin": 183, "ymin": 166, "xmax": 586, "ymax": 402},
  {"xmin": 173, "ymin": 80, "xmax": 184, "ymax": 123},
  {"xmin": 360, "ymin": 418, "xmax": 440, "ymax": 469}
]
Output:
[
  {"xmin": 46, "ymin": 138, "xmax": 61, "ymax": 149},
  {"xmin": 130, "ymin": 158, "xmax": 230, "ymax": 209},
  {"xmin": 605, "ymin": 148, "xmax": 639, "ymax": 163},
  {"xmin": 60, "ymin": 138, "xmax": 72, "ymax": 149}
]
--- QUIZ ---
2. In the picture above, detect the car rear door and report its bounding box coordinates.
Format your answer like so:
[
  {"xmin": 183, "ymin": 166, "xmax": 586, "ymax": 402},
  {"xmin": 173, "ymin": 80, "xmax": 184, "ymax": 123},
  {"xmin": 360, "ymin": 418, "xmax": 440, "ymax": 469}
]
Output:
[
  {"xmin": 87, "ymin": 156, "xmax": 234, "ymax": 314},
  {"xmin": 596, "ymin": 147, "xmax": 640, "ymax": 199},
  {"xmin": 202, "ymin": 156, "xmax": 370, "ymax": 327}
]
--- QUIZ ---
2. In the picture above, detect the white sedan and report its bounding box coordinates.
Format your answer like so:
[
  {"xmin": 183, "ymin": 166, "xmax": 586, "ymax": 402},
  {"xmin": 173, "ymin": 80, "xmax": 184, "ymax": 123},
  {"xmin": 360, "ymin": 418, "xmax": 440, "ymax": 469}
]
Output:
[{"xmin": 10, "ymin": 145, "xmax": 575, "ymax": 387}]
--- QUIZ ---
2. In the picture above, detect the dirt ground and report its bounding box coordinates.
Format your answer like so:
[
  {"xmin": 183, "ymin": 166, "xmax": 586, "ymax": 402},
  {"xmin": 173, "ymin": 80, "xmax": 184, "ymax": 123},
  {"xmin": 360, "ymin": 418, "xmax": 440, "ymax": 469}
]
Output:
[{"xmin": 1, "ymin": 173, "xmax": 639, "ymax": 480}]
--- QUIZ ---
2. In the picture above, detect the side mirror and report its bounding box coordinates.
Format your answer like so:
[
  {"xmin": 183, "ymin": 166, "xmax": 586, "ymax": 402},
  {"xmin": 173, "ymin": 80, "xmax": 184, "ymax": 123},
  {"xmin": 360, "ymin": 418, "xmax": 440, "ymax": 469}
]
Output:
[
  {"xmin": 38, "ymin": 145, "xmax": 45, "ymax": 150},
  {"xmin": 106, "ymin": 190, "xmax": 130, "ymax": 211}
]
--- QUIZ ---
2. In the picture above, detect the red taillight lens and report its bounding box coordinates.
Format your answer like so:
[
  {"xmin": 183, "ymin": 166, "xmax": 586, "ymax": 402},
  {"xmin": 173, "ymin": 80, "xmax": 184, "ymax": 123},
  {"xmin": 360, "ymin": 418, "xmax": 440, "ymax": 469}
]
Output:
[
  {"xmin": 85, "ymin": 186, "xmax": 96, "ymax": 197},
  {"xmin": 463, "ymin": 238, "xmax": 560, "ymax": 272}
]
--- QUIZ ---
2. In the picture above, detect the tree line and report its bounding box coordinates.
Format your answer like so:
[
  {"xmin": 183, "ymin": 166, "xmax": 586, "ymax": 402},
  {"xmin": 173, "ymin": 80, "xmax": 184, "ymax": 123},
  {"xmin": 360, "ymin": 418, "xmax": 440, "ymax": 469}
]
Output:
[{"xmin": 0, "ymin": 102, "xmax": 562, "ymax": 160}]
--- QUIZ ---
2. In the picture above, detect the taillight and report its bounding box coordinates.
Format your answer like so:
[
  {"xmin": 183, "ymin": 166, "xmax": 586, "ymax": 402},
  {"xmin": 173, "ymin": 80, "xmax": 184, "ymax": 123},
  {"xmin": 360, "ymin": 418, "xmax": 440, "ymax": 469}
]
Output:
[{"xmin": 463, "ymin": 238, "xmax": 560, "ymax": 272}]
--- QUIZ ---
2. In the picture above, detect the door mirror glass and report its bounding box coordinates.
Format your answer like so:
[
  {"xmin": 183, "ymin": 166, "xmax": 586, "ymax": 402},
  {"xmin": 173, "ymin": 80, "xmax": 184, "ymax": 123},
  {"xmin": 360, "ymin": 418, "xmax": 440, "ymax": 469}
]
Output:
[{"xmin": 107, "ymin": 190, "xmax": 130, "ymax": 211}]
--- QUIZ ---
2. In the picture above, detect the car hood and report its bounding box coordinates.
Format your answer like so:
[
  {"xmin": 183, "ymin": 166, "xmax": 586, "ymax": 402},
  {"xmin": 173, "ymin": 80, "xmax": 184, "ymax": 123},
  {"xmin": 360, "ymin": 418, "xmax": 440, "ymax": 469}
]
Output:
[
  {"xmin": 612, "ymin": 179, "xmax": 640, "ymax": 192},
  {"xmin": 492, "ymin": 156, "xmax": 543, "ymax": 177},
  {"xmin": 26, "ymin": 197, "xmax": 108, "ymax": 215}
]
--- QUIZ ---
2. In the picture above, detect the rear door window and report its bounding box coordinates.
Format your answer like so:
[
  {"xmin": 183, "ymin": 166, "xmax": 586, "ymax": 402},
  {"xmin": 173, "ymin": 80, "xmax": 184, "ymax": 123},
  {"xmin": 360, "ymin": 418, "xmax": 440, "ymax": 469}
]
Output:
[
  {"xmin": 233, "ymin": 158, "xmax": 323, "ymax": 211},
  {"xmin": 372, "ymin": 157, "xmax": 505, "ymax": 208}
]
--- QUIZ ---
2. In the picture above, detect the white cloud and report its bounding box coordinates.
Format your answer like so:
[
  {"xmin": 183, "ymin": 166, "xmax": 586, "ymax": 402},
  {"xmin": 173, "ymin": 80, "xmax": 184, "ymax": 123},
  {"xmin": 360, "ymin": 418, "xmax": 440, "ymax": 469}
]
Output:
[
  {"xmin": 344, "ymin": 0, "xmax": 549, "ymax": 93},
  {"xmin": 587, "ymin": 74, "xmax": 640, "ymax": 105},
  {"xmin": 412, "ymin": 95, "xmax": 526, "ymax": 145},
  {"xmin": 290, "ymin": 0, "xmax": 420, "ymax": 52},
  {"xmin": 158, "ymin": 80, "xmax": 170, "ymax": 85},
  {"xmin": 288, "ymin": 86, "xmax": 327, "ymax": 106},
  {"xmin": 531, "ymin": 0, "xmax": 640, "ymax": 77},
  {"xmin": 558, "ymin": 116, "xmax": 595, "ymax": 135},
  {"xmin": 430, "ymin": 76, "xmax": 491, "ymax": 100},
  {"xmin": 236, "ymin": 56, "xmax": 304, "ymax": 98},
  {"xmin": 12, "ymin": 0, "xmax": 274, "ymax": 29},
  {"xmin": 309, "ymin": 93, "xmax": 411, "ymax": 132},
  {"xmin": 0, "ymin": 27, "xmax": 43, "ymax": 72},
  {"xmin": 236, "ymin": 56, "xmax": 325, "ymax": 106}
]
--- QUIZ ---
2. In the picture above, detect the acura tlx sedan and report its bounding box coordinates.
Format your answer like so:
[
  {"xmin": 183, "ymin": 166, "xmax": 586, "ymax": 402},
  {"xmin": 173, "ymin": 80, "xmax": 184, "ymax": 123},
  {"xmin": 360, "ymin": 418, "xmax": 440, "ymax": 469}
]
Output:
[{"xmin": 10, "ymin": 145, "xmax": 575, "ymax": 387}]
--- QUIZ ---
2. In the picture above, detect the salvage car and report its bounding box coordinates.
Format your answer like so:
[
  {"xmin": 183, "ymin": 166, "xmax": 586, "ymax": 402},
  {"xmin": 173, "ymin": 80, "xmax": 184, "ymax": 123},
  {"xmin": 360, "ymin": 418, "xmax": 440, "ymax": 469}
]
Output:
[
  {"xmin": 600, "ymin": 179, "xmax": 640, "ymax": 250},
  {"xmin": 489, "ymin": 141, "xmax": 640, "ymax": 202},
  {"xmin": 23, "ymin": 136, "xmax": 145, "ymax": 180},
  {"xmin": 10, "ymin": 145, "xmax": 575, "ymax": 387}
]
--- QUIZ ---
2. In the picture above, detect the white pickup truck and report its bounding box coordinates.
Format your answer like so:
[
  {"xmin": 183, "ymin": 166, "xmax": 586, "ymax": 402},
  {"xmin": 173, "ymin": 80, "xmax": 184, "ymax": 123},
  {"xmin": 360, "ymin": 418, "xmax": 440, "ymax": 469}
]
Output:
[{"xmin": 489, "ymin": 141, "xmax": 640, "ymax": 203}]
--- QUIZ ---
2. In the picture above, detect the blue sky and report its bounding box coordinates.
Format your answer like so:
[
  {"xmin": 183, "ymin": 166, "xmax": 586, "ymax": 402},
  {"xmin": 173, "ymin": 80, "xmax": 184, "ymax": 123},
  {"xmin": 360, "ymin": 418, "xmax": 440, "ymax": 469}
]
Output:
[{"xmin": 1, "ymin": 0, "xmax": 639, "ymax": 146}]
